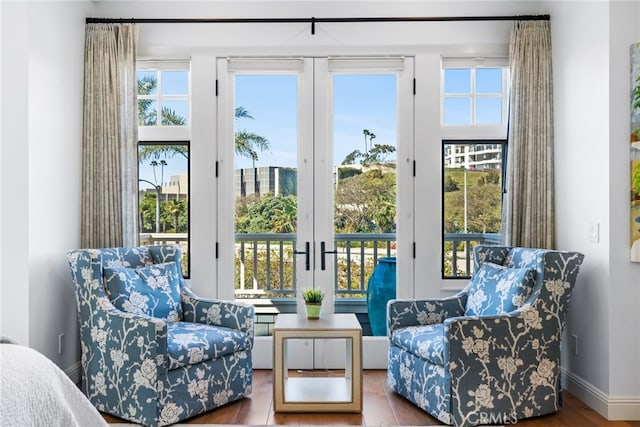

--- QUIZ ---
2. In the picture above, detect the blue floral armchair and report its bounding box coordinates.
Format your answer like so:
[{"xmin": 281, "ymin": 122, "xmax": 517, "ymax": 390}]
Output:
[
  {"xmin": 67, "ymin": 245, "xmax": 254, "ymax": 427},
  {"xmin": 387, "ymin": 246, "xmax": 584, "ymax": 427}
]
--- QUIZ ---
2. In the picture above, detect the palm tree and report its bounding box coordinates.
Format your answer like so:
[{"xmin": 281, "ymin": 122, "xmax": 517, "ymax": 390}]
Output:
[
  {"xmin": 138, "ymin": 73, "xmax": 270, "ymax": 164},
  {"xmin": 362, "ymin": 129, "xmax": 376, "ymax": 156},
  {"xmin": 137, "ymin": 74, "xmax": 189, "ymax": 162},
  {"xmin": 138, "ymin": 75, "xmax": 186, "ymax": 127},
  {"xmin": 149, "ymin": 160, "xmax": 167, "ymax": 186},
  {"xmin": 234, "ymin": 106, "xmax": 270, "ymax": 166},
  {"xmin": 137, "ymin": 75, "xmax": 157, "ymax": 126},
  {"xmin": 362, "ymin": 129, "xmax": 371, "ymax": 154},
  {"xmin": 166, "ymin": 199, "xmax": 184, "ymax": 231},
  {"xmin": 150, "ymin": 160, "xmax": 159, "ymax": 184}
]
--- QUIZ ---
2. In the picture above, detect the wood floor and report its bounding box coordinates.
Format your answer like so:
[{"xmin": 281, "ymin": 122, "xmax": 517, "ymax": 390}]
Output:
[{"xmin": 104, "ymin": 369, "xmax": 640, "ymax": 426}]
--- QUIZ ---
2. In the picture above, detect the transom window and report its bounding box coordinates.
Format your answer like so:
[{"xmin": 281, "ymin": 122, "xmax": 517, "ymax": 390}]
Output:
[
  {"xmin": 442, "ymin": 60, "xmax": 509, "ymax": 128},
  {"xmin": 137, "ymin": 62, "xmax": 190, "ymax": 127}
]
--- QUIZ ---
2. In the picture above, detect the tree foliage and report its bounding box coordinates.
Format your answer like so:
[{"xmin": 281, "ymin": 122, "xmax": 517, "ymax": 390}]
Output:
[
  {"xmin": 444, "ymin": 175, "xmax": 459, "ymax": 192},
  {"xmin": 139, "ymin": 193, "xmax": 188, "ymax": 233},
  {"xmin": 139, "ymin": 145, "xmax": 188, "ymax": 162},
  {"xmin": 137, "ymin": 75, "xmax": 269, "ymax": 164},
  {"xmin": 235, "ymin": 193, "xmax": 298, "ymax": 233},
  {"xmin": 632, "ymin": 161, "xmax": 640, "ymax": 198},
  {"xmin": 343, "ymin": 144, "xmax": 396, "ymax": 166},
  {"xmin": 137, "ymin": 74, "xmax": 186, "ymax": 127},
  {"xmin": 334, "ymin": 168, "xmax": 396, "ymax": 233},
  {"xmin": 444, "ymin": 169, "xmax": 502, "ymax": 233},
  {"xmin": 633, "ymin": 74, "xmax": 640, "ymax": 111}
]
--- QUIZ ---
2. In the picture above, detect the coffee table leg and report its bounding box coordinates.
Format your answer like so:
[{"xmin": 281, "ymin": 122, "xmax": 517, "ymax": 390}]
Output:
[
  {"xmin": 345, "ymin": 337, "xmax": 352, "ymax": 380},
  {"xmin": 283, "ymin": 338, "xmax": 288, "ymax": 381}
]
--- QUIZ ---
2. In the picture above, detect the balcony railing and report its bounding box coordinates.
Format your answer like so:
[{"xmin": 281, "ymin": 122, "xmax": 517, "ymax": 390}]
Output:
[
  {"xmin": 139, "ymin": 232, "xmax": 501, "ymax": 297},
  {"xmin": 140, "ymin": 233, "xmax": 189, "ymax": 275},
  {"xmin": 234, "ymin": 233, "xmax": 396, "ymax": 299},
  {"xmin": 233, "ymin": 232, "xmax": 500, "ymax": 298},
  {"xmin": 444, "ymin": 232, "xmax": 501, "ymax": 278}
]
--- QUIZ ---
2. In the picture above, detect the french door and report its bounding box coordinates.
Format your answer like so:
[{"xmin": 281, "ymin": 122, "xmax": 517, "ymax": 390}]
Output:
[{"xmin": 217, "ymin": 56, "xmax": 414, "ymax": 367}]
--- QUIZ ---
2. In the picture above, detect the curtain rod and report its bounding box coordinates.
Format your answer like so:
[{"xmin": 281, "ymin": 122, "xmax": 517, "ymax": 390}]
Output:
[{"xmin": 86, "ymin": 14, "xmax": 550, "ymax": 35}]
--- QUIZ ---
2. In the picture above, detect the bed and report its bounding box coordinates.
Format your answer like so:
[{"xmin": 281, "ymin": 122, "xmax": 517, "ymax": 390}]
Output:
[{"xmin": 0, "ymin": 337, "xmax": 108, "ymax": 427}]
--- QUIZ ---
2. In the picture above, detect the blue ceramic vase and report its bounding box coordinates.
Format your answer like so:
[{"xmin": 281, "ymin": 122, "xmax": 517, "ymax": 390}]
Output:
[{"xmin": 366, "ymin": 257, "xmax": 396, "ymax": 336}]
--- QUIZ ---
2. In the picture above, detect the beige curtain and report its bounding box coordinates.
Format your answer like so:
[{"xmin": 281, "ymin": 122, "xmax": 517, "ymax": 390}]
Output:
[
  {"xmin": 502, "ymin": 20, "xmax": 555, "ymax": 248},
  {"xmin": 81, "ymin": 24, "xmax": 138, "ymax": 248}
]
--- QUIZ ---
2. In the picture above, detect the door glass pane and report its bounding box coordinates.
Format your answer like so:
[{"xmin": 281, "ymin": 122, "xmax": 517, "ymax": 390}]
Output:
[
  {"xmin": 332, "ymin": 74, "xmax": 397, "ymax": 300},
  {"xmin": 138, "ymin": 143, "xmax": 190, "ymax": 276},
  {"xmin": 234, "ymin": 75, "xmax": 298, "ymax": 300}
]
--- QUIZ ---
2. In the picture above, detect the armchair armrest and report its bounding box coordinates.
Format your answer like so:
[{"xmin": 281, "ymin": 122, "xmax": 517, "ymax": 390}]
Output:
[
  {"xmin": 445, "ymin": 306, "xmax": 561, "ymax": 427},
  {"xmin": 80, "ymin": 299, "xmax": 168, "ymax": 408},
  {"xmin": 387, "ymin": 293, "xmax": 468, "ymax": 336},
  {"xmin": 180, "ymin": 287, "xmax": 255, "ymax": 342}
]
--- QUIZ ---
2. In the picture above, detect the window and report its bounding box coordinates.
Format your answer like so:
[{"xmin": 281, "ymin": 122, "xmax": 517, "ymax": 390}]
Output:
[
  {"xmin": 441, "ymin": 59, "xmax": 508, "ymax": 279},
  {"xmin": 137, "ymin": 63, "xmax": 190, "ymax": 127},
  {"xmin": 442, "ymin": 65, "xmax": 507, "ymax": 126},
  {"xmin": 138, "ymin": 142, "xmax": 190, "ymax": 276},
  {"xmin": 137, "ymin": 61, "xmax": 191, "ymax": 276}
]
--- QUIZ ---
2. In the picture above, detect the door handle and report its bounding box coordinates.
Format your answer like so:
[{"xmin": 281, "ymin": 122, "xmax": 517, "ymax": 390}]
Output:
[
  {"xmin": 294, "ymin": 241, "xmax": 310, "ymax": 271},
  {"xmin": 321, "ymin": 241, "xmax": 338, "ymax": 271}
]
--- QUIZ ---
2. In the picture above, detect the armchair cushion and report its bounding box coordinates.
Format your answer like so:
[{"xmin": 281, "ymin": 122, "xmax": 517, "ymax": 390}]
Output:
[
  {"xmin": 465, "ymin": 262, "xmax": 535, "ymax": 316},
  {"xmin": 104, "ymin": 261, "xmax": 183, "ymax": 321},
  {"xmin": 391, "ymin": 323, "xmax": 445, "ymax": 365},
  {"xmin": 166, "ymin": 322, "xmax": 252, "ymax": 370}
]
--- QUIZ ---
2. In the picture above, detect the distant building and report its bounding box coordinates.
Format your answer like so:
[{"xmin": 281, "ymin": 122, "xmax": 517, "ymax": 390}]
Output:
[
  {"xmin": 162, "ymin": 174, "xmax": 189, "ymax": 199},
  {"xmin": 139, "ymin": 173, "xmax": 189, "ymax": 201},
  {"xmin": 234, "ymin": 166, "xmax": 297, "ymax": 197},
  {"xmin": 444, "ymin": 143, "xmax": 502, "ymax": 170}
]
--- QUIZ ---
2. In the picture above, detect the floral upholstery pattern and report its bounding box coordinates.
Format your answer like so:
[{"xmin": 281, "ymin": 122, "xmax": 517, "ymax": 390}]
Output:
[
  {"xmin": 104, "ymin": 261, "xmax": 183, "ymax": 321},
  {"xmin": 166, "ymin": 322, "xmax": 251, "ymax": 370},
  {"xmin": 464, "ymin": 262, "xmax": 535, "ymax": 316},
  {"xmin": 391, "ymin": 323, "xmax": 446, "ymax": 364},
  {"xmin": 387, "ymin": 246, "xmax": 584, "ymax": 427},
  {"xmin": 67, "ymin": 245, "xmax": 254, "ymax": 427}
]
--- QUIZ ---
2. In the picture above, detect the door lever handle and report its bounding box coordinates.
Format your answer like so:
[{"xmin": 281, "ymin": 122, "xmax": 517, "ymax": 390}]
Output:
[
  {"xmin": 321, "ymin": 241, "xmax": 338, "ymax": 271},
  {"xmin": 294, "ymin": 241, "xmax": 310, "ymax": 271}
]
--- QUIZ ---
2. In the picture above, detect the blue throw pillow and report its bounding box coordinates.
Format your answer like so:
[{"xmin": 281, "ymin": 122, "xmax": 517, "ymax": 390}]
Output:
[
  {"xmin": 104, "ymin": 261, "xmax": 183, "ymax": 321},
  {"xmin": 465, "ymin": 262, "xmax": 535, "ymax": 316}
]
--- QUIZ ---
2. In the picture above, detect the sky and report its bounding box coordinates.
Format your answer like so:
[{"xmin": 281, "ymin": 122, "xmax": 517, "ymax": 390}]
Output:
[{"xmin": 234, "ymin": 73, "xmax": 398, "ymax": 170}]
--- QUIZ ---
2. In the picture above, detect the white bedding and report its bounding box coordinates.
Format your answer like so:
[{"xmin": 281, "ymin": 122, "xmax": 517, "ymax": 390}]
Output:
[{"xmin": 0, "ymin": 338, "xmax": 107, "ymax": 427}]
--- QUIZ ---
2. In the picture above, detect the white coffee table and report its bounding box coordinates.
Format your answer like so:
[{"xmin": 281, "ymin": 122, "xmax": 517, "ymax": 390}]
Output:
[{"xmin": 272, "ymin": 313, "xmax": 363, "ymax": 413}]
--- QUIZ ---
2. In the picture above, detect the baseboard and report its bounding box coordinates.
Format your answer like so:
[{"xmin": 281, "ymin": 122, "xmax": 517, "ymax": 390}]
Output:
[
  {"xmin": 65, "ymin": 361, "xmax": 82, "ymax": 385},
  {"xmin": 562, "ymin": 368, "xmax": 640, "ymax": 420}
]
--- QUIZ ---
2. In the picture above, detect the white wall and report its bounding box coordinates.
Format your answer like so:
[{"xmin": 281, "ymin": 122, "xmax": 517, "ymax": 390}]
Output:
[
  {"xmin": 547, "ymin": 0, "xmax": 640, "ymax": 420},
  {"xmin": 0, "ymin": 1, "xmax": 89, "ymax": 375},
  {"xmin": 1, "ymin": 2, "xmax": 31, "ymax": 346},
  {"xmin": 27, "ymin": 1, "xmax": 89, "ymax": 373}
]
